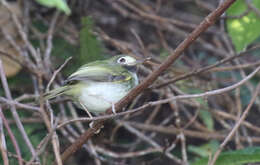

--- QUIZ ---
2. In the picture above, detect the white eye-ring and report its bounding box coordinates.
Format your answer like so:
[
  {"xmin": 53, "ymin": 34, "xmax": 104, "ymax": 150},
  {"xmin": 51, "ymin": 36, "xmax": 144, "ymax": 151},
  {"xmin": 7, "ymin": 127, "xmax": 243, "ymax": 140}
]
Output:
[
  {"xmin": 117, "ymin": 56, "xmax": 137, "ymax": 65},
  {"xmin": 117, "ymin": 57, "xmax": 126, "ymax": 64}
]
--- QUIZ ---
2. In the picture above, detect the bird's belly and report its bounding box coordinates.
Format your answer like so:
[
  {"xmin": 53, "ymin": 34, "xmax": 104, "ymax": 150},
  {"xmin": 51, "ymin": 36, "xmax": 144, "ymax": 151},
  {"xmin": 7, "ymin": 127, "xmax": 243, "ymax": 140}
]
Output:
[{"xmin": 79, "ymin": 83, "xmax": 130, "ymax": 113}]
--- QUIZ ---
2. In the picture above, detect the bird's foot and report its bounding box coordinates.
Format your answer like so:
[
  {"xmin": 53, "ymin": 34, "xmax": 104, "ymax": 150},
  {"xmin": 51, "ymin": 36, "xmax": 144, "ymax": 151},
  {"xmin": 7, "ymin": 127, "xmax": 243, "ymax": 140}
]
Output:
[{"xmin": 89, "ymin": 121, "xmax": 103, "ymax": 134}]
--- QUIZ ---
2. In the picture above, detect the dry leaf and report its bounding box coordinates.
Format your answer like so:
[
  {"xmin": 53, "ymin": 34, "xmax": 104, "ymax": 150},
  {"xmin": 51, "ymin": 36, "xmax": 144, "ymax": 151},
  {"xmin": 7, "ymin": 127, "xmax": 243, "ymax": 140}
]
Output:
[{"xmin": 0, "ymin": 2, "xmax": 23, "ymax": 77}]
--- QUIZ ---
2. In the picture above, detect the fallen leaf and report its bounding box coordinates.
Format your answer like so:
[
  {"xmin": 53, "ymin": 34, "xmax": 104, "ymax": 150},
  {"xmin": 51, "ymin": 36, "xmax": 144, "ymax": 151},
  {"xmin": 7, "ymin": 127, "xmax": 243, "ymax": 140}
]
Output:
[{"xmin": 0, "ymin": 2, "xmax": 23, "ymax": 77}]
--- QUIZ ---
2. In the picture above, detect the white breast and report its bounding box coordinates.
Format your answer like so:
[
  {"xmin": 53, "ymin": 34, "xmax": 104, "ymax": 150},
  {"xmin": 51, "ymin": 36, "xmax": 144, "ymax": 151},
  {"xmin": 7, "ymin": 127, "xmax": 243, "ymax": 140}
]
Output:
[
  {"xmin": 78, "ymin": 72, "xmax": 138, "ymax": 113},
  {"xmin": 79, "ymin": 82, "xmax": 131, "ymax": 113}
]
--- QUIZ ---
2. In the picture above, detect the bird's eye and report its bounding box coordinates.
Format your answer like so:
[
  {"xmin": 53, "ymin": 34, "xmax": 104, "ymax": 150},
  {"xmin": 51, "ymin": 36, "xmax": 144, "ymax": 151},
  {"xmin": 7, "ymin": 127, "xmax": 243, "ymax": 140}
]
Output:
[{"xmin": 118, "ymin": 57, "xmax": 126, "ymax": 64}]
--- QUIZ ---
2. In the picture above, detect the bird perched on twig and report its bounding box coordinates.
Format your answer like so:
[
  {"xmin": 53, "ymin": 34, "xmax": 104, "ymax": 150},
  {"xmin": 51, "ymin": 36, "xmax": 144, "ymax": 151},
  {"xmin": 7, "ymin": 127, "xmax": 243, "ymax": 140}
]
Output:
[{"xmin": 44, "ymin": 55, "xmax": 146, "ymax": 117}]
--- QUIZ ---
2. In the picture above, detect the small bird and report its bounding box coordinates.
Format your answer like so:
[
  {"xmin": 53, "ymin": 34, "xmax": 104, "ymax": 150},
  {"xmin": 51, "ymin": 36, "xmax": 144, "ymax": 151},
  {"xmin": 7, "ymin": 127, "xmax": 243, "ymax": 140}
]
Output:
[{"xmin": 44, "ymin": 55, "xmax": 143, "ymax": 117}]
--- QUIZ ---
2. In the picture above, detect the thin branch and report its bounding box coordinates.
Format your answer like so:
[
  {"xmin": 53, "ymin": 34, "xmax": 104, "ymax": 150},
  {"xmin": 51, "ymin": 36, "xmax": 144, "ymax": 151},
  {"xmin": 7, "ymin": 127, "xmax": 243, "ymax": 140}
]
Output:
[
  {"xmin": 95, "ymin": 146, "xmax": 161, "ymax": 158},
  {"xmin": 46, "ymin": 57, "xmax": 72, "ymax": 92},
  {"xmin": 127, "ymin": 121, "xmax": 260, "ymax": 142},
  {"xmin": 0, "ymin": 107, "xmax": 22, "ymax": 165},
  {"xmin": 44, "ymin": 11, "xmax": 60, "ymax": 69},
  {"xmin": 0, "ymin": 107, "xmax": 9, "ymax": 165},
  {"xmin": 153, "ymin": 44, "xmax": 260, "ymax": 89},
  {"xmin": 0, "ymin": 97, "xmax": 40, "ymax": 112},
  {"xmin": 245, "ymin": 0, "xmax": 260, "ymax": 18}
]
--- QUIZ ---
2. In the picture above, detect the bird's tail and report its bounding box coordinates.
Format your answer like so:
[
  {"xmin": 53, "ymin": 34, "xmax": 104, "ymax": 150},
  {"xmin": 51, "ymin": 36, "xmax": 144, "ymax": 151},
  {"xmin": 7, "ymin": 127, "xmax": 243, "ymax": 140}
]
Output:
[{"xmin": 43, "ymin": 86, "xmax": 70, "ymax": 100}]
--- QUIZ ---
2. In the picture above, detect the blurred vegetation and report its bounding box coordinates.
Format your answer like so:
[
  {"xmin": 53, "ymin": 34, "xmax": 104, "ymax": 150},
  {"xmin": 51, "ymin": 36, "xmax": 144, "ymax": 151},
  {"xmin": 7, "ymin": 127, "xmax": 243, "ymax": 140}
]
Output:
[{"xmin": 1, "ymin": 0, "xmax": 260, "ymax": 165}]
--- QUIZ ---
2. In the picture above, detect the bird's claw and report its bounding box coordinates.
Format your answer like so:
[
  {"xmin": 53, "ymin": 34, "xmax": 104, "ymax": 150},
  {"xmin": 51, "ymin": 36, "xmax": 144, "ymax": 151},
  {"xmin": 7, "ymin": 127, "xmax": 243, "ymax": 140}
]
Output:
[{"xmin": 89, "ymin": 121, "xmax": 104, "ymax": 134}]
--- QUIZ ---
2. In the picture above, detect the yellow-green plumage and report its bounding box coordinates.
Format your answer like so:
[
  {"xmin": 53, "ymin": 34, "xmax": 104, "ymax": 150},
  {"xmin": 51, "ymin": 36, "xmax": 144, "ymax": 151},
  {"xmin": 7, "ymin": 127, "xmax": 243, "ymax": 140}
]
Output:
[
  {"xmin": 44, "ymin": 86, "xmax": 71, "ymax": 100},
  {"xmin": 44, "ymin": 55, "xmax": 139, "ymax": 113}
]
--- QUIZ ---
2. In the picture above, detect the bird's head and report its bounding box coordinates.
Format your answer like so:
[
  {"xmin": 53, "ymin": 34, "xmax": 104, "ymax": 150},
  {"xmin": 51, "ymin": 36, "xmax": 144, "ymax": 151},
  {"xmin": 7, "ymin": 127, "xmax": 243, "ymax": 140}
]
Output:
[{"xmin": 109, "ymin": 55, "xmax": 148, "ymax": 72}]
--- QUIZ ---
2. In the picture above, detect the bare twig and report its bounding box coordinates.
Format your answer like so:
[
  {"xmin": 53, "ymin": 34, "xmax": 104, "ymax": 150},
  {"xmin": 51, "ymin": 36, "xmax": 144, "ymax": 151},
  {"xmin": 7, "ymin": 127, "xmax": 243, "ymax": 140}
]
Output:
[
  {"xmin": 44, "ymin": 11, "xmax": 60, "ymax": 69},
  {"xmin": 0, "ymin": 97, "xmax": 40, "ymax": 111},
  {"xmin": 154, "ymin": 44, "xmax": 260, "ymax": 88},
  {"xmin": 127, "ymin": 121, "xmax": 260, "ymax": 142},
  {"xmin": 46, "ymin": 57, "xmax": 72, "ymax": 92},
  {"xmin": 0, "ymin": 107, "xmax": 22, "ymax": 165},
  {"xmin": 95, "ymin": 146, "xmax": 161, "ymax": 158},
  {"xmin": 0, "ymin": 107, "xmax": 9, "ymax": 165},
  {"xmin": 245, "ymin": 0, "xmax": 260, "ymax": 18}
]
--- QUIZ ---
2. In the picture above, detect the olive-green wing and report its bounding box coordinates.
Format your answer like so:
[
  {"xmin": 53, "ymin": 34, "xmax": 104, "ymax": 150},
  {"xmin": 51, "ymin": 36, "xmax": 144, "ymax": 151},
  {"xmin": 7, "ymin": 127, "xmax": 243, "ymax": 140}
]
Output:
[{"xmin": 64, "ymin": 64, "xmax": 131, "ymax": 84}]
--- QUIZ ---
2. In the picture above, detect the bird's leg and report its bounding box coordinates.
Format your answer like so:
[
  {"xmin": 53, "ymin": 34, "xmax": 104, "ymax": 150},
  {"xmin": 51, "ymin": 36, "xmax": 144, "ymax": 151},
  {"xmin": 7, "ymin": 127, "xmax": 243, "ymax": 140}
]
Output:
[
  {"xmin": 79, "ymin": 102, "xmax": 93, "ymax": 118},
  {"xmin": 79, "ymin": 101, "xmax": 102, "ymax": 134}
]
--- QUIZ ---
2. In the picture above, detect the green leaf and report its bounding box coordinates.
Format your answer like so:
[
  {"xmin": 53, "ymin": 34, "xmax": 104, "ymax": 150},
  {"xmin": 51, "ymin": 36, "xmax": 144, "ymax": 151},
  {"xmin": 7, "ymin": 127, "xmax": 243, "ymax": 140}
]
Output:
[
  {"xmin": 192, "ymin": 147, "xmax": 260, "ymax": 165},
  {"xmin": 188, "ymin": 140, "xmax": 219, "ymax": 157},
  {"xmin": 199, "ymin": 109, "xmax": 214, "ymax": 131},
  {"xmin": 227, "ymin": 0, "xmax": 260, "ymax": 52},
  {"xmin": 79, "ymin": 17, "xmax": 105, "ymax": 64},
  {"xmin": 35, "ymin": 0, "xmax": 71, "ymax": 15}
]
